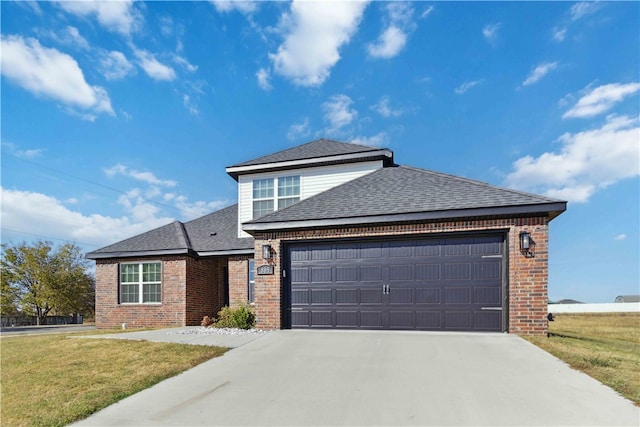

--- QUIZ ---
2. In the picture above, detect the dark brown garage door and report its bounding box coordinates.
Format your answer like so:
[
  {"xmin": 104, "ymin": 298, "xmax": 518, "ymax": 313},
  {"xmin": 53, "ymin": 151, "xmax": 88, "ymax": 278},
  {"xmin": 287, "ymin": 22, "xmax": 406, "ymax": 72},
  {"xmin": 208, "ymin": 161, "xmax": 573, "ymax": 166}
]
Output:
[{"xmin": 285, "ymin": 235, "xmax": 505, "ymax": 332}]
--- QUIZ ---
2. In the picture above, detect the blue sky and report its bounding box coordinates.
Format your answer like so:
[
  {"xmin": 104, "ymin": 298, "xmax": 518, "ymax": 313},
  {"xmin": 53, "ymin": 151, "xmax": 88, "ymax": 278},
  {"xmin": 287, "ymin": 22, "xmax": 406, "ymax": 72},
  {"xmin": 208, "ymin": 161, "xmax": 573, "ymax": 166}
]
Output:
[{"xmin": 1, "ymin": 1, "xmax": 638, "ymax": 303}]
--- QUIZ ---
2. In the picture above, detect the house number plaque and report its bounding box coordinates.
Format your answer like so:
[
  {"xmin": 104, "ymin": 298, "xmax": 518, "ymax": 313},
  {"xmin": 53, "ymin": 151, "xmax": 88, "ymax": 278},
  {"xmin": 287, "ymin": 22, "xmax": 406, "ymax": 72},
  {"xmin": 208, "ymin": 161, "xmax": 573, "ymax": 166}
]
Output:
[{"xmin": 257, "ymin": 265, "xmax": 274, "ymax": 275}]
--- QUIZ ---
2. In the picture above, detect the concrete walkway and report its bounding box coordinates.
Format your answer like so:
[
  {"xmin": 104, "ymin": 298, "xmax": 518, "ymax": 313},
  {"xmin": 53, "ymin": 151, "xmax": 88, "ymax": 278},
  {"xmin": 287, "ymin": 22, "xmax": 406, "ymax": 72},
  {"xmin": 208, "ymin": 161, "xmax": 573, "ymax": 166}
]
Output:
[{"xmin": 73, "ymin": 330, "xmax": 639, "ymax": 426}]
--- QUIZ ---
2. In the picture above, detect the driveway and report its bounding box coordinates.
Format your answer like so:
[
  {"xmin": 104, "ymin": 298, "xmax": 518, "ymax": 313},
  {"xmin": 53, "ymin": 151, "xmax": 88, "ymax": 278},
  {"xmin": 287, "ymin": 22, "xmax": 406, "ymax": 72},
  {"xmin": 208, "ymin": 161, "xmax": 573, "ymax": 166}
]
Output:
[{"xmin": 73, "ymin": 330, "xmax": 639, "ymax": 426}]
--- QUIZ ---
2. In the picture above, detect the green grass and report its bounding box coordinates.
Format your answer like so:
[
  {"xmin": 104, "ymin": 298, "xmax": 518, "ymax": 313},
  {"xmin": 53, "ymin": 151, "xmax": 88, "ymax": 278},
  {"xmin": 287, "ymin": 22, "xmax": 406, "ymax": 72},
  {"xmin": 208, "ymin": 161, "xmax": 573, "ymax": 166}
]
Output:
[
  {"xmin": 526, "ymin": 313, "xmax": 640, "ymax": 406},
  {"xmin": 0, "ymin": 331, "xmax": 227, "ymax": 427}
]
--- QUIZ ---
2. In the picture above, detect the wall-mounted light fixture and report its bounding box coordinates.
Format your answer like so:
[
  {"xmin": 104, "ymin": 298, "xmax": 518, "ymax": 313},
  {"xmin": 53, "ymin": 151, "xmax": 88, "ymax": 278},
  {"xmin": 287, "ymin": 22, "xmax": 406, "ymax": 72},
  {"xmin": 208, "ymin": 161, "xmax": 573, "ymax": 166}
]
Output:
[
  {"xmin": 519, "ymin": 231, "xmax": 535, "ymax": 257},
  {"xmin": 262, "ymin": 244, "xmax": 272, "ymax": 260}
]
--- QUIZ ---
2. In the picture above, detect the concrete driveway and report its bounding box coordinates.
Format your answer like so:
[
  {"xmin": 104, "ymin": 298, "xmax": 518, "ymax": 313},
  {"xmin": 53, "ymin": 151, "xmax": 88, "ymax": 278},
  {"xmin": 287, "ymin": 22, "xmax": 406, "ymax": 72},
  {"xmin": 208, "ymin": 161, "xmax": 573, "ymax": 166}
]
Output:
[{"xmin": 73, "ymin": 330, "xmax": 639, "ymax": 426}]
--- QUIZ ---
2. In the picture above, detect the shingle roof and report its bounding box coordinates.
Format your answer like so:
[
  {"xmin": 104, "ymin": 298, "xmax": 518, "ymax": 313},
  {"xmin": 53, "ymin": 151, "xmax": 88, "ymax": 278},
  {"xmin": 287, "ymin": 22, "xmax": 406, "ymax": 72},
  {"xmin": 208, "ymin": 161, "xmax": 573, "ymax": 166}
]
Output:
[
  {"xmin": 86, "ymin": 204, "xmax": 253, "ymax": 259},
  {"xmin": 228, "ymin": 138, "xmax": 388, "ymax": 167},
  {"xmin": 243, "ymin": 166, "xmax": 566, "ymax": 231}
]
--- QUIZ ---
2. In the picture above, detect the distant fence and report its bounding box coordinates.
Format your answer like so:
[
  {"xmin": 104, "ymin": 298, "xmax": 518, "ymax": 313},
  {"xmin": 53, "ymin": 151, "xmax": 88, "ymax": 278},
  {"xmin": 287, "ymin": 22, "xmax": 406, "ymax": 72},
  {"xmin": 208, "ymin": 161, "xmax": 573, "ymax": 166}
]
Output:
[
  {"xmin": 548, "ymin": 303, "xmax": 640, "ymax": 314},
  {"xmin": 1, "ymin": 314, "xmax": 83, "ymax": 327}
]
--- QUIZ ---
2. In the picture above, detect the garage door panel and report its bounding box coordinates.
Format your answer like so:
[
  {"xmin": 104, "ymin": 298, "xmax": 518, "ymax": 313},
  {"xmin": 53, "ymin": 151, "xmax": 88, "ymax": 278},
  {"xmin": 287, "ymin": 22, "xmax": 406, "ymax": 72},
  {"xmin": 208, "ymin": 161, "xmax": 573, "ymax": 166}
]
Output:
[
  {"xmin": 336, "ymin": 288, "xmax": 357, "ymax": 304},
  {"xmin": 360, "ymin": 288, "xmax": 384, "ymax": 304},
  {"xmin": 360, "ymin": 311, "xmax": 384, "ymax": 328},
  {"xmin": 445, "ymin": 287, "xmax": 472, "ymax": 304},
  {"xmin": 389, "ymin": 311, "xmax": 414, "ymax": 328},
  {"xmin": 311, "ymin": 311, "xmax": 332, "ymax": 327},
  {"xmin": 416, "ymin": 311, "xmax": 442, "ymax": 328},
  {"xmin": 291, "ymin": 289, "xmax": 309, "ymax": 304},
  {"xmin": 310, "ymin": 289, "xmax": 332, "ymax": 304},
  {"xmin": 390, "ymin": 265, "xmax": 413, "ymax": 281},
  {"xmin": 445, "ymin": 311, "xmax": 473, "ymax": 329},
  {"xmin": 336, "ymin": 311, "xmax": 358, "ymax": 327},
  {"xmin": 288, "ymin": 234, "xmax": 505, "ymax": 332},
  {"xmin": 415, "ymin": 287, "xmax": 441, "ymax": 304},
  {"xmin": 444, "ymin": 263, "xmax": 471, "ymax": 280}
]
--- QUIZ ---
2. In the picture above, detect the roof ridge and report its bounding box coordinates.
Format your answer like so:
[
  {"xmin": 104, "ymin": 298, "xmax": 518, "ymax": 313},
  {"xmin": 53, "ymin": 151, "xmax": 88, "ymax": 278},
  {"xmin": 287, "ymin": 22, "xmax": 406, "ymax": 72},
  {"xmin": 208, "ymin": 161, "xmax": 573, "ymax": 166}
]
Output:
[
  {"xmin": 398, "ymin": 165, "xmax": 565, "ymax": 203},
  {"xmin": 176, "ymin": 221, "xmax": 193, "ymax": 251}
]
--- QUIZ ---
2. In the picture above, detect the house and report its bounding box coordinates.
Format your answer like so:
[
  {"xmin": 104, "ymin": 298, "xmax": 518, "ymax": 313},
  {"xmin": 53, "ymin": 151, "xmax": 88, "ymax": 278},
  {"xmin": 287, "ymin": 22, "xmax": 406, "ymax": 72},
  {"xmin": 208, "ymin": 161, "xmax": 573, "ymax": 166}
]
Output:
[{"xmin": 87, "ymin": 139, "xmax": 566, "ymax": 335}]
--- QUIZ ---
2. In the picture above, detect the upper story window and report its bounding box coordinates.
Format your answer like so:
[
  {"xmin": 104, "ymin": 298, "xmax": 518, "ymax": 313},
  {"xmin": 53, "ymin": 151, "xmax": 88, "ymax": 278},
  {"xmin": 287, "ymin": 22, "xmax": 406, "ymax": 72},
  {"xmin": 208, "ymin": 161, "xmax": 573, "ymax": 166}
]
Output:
[
  {"xmin": 120, "ymin": 262, "xmax": 162, "ymax": 304},
  {"xmin": 253, "ymin": 176, "xmax": 300, "ymax": 219}
]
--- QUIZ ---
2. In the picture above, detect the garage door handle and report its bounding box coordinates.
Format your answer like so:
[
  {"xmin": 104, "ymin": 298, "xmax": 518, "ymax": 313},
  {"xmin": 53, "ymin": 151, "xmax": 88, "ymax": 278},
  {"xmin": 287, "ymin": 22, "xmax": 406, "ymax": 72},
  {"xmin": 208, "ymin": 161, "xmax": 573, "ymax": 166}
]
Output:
[
  {"xmin": 382, "ymin": 284, "xmax": 390, "ymax": 295},
  {"xmin": 481, "ymin": 307, "xmax": 503, "ymax": 311}
]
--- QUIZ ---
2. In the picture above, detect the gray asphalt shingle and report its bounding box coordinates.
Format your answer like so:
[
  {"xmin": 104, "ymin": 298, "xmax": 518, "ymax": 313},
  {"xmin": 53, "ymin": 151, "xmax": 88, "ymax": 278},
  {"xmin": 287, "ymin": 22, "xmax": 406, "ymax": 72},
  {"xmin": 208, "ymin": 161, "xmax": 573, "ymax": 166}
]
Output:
[
  {"xmin": 246, "ymin": 165, "xmax": 564, "ymax": 224},
  {"xmin": 87, "ymin": 204, "xmax": 253, "ymax": 258},
  {"xmin": 228, "ymin": 138, "xmax": 386, "ymax": 167}
]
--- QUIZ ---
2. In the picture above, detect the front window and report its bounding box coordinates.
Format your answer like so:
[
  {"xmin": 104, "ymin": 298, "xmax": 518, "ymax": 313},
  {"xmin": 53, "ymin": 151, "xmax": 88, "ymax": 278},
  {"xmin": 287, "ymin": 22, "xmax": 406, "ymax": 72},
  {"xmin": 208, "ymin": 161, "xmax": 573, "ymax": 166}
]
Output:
[
  {"xmin": 120, "ymin": 262, "xmax": 162, "ymax": 304},
  {"xmin": 248, "ymin": 259, "xmax": 255, "ymax": 304},
  {"xmin": 252, "ymin": 176, "xmax": 300, "ymax": 218}
]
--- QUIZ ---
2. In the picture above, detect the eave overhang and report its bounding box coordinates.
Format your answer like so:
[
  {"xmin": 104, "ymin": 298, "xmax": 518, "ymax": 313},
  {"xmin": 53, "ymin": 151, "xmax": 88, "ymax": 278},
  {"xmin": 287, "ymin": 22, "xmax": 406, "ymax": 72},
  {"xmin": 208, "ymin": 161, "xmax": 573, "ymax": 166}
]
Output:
[
  {"xmin": 242, "ymin": 202, "xmax": 567, "ymax": 234},
  {"xmin": 226, "ymin": 149, "xmax": 394, "ymax": 181},
  {"xmin": 86, "ymin": 248, "xmax": 196, "ymax": 260}
]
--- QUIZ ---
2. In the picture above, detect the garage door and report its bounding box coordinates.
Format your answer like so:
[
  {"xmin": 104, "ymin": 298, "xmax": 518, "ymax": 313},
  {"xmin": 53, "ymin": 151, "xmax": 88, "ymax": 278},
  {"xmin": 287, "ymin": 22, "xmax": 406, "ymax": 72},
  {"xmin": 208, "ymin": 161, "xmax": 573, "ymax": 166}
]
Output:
[{"xmin": 285, "ymin": 235, "xmax": 505, "ymax": 332}]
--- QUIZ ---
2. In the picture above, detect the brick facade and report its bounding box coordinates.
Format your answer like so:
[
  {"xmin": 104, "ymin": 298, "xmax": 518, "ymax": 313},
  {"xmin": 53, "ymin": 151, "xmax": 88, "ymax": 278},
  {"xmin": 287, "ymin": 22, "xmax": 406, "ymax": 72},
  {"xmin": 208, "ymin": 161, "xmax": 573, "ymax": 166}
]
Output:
[
  {"xmin": 247, "ymin": 217, "xmax": 551, "ymax": 335},
  {"xmin": 95, "ymin": 255, "xmax": 227, "ymax": 329},
  {"xmin": 228, "ymin": 255, "xmax": 252, "ymax": 307}
]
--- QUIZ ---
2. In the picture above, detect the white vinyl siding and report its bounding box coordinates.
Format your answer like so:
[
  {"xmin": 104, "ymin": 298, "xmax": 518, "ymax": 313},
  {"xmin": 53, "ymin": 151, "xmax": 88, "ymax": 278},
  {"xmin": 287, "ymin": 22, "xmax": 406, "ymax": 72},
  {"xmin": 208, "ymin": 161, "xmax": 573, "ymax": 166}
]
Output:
[{"xmin": 237, "ymin": 160, "xmax": 383, "ymax": 237}]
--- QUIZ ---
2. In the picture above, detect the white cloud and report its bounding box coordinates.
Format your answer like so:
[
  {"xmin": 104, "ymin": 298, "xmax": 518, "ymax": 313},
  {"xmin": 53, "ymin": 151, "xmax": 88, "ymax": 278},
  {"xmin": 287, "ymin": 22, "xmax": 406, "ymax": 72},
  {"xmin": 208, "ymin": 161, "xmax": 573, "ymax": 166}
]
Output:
[
  {"xmin": 570, "ymin": 2, "xmax": 602, "ymax": 21},
  {"xmin": 322, "ymin": 94, "xmax": 358, "ymax": 135},
  {"xmin": 563, "ymin": 82, "xmax": 640, "ymax": 119},
  {"xmin": 256, "ymin": 68, "xmax": 272, "ymax": 91},
  {"xmin": 614, "ymin": 234, "xmax": 627, "ymax": 241},
  {"xmin": 269, "ymin": 0, "xmax": 368, "ymax": 86},
  {"xmin": 99, "ymin": 50, "xmax": 135, "ymax": 80},
  {"xmin": 104, "ymin": 164, "xmax": 177, "ymax": 187},
  {"xmin": 368, "ymin": 26, "xmax": 407, "ymax": 59},
  {"xmin": 210, "ymin": 0, "xmax": 257, "ymax": 14},
  {"xmin": 173, "ymin": 55, "xmax": 198, "ymax": 72},
  {"xmin": 368, "ymin": 2, "xmax": 414, "ymax": 59},
  {"xmin": 420, "ymin": 5, "xmax": 434, "ymax": 19},
  {"xmin": 552, "ymin": 26, "xmax": 567, "ymax": 42},
  {"xmin": 40, "ymin": 26, "xmax": 90, "ymax": 50},
  {"xmin": 183, "ymin": 95, "xmax": 199, "ymax": 116},
  {"xmin": 0, "ymin": 35, "xmax": 113, "ymax": 116},
  {"xmin": 522, "ymin": 61, "xmax": 558, "ymax": 87},
  {"xmin": 372, "ymin": 96, "xmax": 402, "ymax": 118},
  {"xmin": 505, "ymin": 115, "xmax": 640, "ymax": 203},
  {"xmin": 287, "ymin": 117, "xmax": 311, "ymax": 141},
  {"xmin": 56, "ymin": 0, "xmax": 140, "ymax": 36},
  {"xmin": 454, "ymin": 80, "xmax": 482, "ymax": 95},
  {"xmin": 1, "ymin": 142, "xmax": 44, "ymax": 159},
  {"xmin": 350, "ymin": 132, "xmax": 388, "ymax": 147},
  {"xmin": 132, "ymin": 48, "xmax": 176, "ymax": 81},
  {"xmin": 482, "ymin": 22, "xmax": 501, "ymax": 44},
  {"xmin": 0, "ymin": 187, "xmax": 172, "ymax": 248}
]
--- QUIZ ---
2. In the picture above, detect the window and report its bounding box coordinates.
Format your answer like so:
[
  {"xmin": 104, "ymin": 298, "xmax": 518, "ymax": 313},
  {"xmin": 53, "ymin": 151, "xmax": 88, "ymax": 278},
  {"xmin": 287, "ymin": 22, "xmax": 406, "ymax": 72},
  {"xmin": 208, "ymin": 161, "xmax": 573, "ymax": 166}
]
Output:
[
  {"xmin": 120, "ymin": 262, "xmax": 162, "ymax": 304},
  {"xmin": 248, "ymin": 259, "xmax": 255, "ymax": 304},
  {"xmin": 252, "ymin": 176, "xmax": 300, "ymax": 219}
]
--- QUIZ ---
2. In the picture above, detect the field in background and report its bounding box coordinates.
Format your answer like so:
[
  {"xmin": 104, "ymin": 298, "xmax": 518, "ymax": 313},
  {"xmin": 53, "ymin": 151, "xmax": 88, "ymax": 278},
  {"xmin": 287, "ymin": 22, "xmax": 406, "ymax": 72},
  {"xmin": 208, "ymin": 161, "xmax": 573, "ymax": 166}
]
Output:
[
  {"xmin": 526, "ymin": 313, "xmax": 640, "ymax": 405},
  {"xmin": 0, "ymin": 332, "xmax": 227, "ymax": 427}
]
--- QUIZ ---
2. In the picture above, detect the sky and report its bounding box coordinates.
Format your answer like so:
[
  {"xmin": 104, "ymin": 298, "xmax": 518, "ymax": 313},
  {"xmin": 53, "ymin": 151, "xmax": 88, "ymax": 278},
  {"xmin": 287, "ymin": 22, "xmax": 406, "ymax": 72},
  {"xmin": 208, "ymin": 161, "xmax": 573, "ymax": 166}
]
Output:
[{"xmin": 1, "ymin": 1, "xmax": 639, "ymax": 303}]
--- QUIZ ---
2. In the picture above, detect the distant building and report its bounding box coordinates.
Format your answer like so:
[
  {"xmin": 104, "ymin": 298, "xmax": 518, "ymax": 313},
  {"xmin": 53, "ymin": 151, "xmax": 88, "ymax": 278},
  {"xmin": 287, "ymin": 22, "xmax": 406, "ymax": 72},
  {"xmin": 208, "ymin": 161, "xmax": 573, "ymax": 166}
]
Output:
[
  {"xmin": 555, "ymin": 299, "xmax": 584, "ymax": 304},
  {"xmin": 615, "ymin": 295, "xmax": 640, "ymax": 303}
]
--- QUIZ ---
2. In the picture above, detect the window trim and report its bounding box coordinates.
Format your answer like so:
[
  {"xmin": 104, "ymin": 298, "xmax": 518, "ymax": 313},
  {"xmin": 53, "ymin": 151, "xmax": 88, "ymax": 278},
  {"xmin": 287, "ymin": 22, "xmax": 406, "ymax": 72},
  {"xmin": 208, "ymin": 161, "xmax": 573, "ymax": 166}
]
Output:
[
  {"xmin": 252, "ymin": 175, "xmax": 300, "ymax": 219},
  {"xmin": 119, "ymin": 261, "xmax": 162, "ymax": 305}
]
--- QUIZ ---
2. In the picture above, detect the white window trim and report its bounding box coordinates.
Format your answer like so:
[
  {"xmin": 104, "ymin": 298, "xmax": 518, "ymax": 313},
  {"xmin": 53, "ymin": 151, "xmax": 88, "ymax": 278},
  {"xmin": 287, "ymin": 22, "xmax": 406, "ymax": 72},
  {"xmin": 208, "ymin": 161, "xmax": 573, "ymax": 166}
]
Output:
[
  {"xmin": 119, "ymin": 261, "xmax": 162, "ymax": 305},
  {"xmin": 248, "ymin": 259, "xmax": 255, "ymax": 305},
  {"xmin": 252, "ymin": 175, "xmax": 300, "ymax": 219}
]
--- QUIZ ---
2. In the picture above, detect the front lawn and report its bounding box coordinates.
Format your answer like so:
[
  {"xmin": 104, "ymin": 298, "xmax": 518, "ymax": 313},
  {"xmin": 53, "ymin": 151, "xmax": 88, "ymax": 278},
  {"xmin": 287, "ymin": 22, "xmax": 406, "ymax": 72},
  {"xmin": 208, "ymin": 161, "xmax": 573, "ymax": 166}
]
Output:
[
  {"xmin": 0, "ymin": 332, "xmax": 227, "ymax": 427},
  {"xmin": 526, "ymin": 312, "xmax": 640, "ymax": 405}
]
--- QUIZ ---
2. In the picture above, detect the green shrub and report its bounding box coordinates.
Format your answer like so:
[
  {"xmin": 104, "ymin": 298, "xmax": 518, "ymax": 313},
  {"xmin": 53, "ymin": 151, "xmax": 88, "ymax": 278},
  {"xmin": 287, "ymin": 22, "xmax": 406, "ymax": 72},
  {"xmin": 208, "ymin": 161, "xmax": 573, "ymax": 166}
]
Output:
[{"xmin": 213, "ymin": 304, "xmax": 255, "ymax": 329}]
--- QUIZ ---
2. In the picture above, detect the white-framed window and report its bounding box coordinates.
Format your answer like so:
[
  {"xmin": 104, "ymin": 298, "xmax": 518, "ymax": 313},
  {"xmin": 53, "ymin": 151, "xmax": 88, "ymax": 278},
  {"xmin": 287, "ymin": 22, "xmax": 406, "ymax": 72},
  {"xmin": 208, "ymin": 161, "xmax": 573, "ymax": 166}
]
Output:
[
  {"xmin": 252, "ymin": 176, "xmax": 300, "ymax": 219},
  {"xmin": 120, "ymin": 262, "xmax": 162, "ymax": 304},
  {"xmin": 248, "ymin": 259, "xmax": 255, "ymax": 304}
]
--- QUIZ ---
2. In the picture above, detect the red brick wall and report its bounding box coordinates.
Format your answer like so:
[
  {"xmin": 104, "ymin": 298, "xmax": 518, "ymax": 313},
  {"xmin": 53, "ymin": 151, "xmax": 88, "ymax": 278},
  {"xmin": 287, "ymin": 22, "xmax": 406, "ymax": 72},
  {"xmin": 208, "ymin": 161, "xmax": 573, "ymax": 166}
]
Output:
[
  {"xmin": 95, "ymin": 255, "xmax": 228, "ymax": 329},
  {"xmin": 228, "ymin": 255, "xmax": 251, "ymax": 307},
  {"xmin": 250, "ymin": 217, "xmax": 551, "ymax": 335}
]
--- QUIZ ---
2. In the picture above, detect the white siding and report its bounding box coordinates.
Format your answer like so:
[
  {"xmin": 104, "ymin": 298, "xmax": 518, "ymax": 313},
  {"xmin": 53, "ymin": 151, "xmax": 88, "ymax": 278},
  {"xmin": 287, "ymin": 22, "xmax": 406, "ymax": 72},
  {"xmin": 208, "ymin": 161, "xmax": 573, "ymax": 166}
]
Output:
[{"xmin": 237, "ymin": 160, "xmax": 383, "ymax": 237}]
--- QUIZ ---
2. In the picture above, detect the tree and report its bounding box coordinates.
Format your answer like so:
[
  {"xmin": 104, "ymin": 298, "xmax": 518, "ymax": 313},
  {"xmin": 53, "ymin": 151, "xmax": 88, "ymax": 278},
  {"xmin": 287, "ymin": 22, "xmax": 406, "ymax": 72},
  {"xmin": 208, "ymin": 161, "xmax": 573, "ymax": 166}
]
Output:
[{"xmin": 1, "ymin": 241, "xmax": 95, "ymax": 325}]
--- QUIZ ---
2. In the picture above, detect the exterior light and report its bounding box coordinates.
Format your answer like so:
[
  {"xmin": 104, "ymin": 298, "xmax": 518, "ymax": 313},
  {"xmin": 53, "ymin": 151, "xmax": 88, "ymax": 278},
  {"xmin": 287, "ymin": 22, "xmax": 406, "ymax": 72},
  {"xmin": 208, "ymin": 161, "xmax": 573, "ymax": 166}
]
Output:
[
  {"xmin": 519, "ymin": 231, "xmax": 534, "ymax": 257},
  {"xmin": 262, "ymin": 244, "xmax": 272, "ymax": 260}
]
